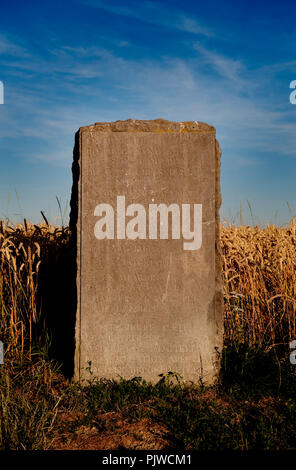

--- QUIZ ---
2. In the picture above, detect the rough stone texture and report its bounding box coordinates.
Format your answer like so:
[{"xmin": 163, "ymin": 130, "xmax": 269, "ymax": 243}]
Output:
[{"xmin": 70, "ymin": 118, "xmax": 223, "ymax": 384}]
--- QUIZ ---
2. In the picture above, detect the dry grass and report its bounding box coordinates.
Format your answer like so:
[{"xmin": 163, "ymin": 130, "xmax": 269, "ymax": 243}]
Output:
[
  {"xmin": 0, "ymin": 219, "xmax": 70, "ymax": 360},
  {"xmin": 0, "ymin": 217, "xmax": 296, "ymax": 450},
  {"xmin": 0, "ymin": 217, "xmax": 296, "ymax": 357},
  {"xmin": 0, "ymin": 357, "xmax": 63, "ymax": 450},
  {"xmin": 221, "ymin": 219, "xmax": 296, "ymax": 349}
]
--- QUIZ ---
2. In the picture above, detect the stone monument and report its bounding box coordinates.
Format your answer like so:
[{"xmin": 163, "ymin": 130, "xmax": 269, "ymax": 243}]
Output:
[{"xmin": 70, "ymin": 118, "xmax": 223, "ymax": 384}]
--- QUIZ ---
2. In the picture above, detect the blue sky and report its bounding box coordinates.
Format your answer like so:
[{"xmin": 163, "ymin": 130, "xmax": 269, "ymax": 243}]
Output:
[{"xmin": 0, "ymin": 0, "xmax": 296, "ymax": 225}]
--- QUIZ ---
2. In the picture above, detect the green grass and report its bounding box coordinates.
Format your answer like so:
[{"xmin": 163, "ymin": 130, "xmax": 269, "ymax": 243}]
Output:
[
  {"xmin": 0, "ymin": 356, "xmax": 61, "ymax": 450},
  {"xmin": 62, "ymin": 346, "xmax": 296, "ymax": 450},
  {"xmin": 2, "ymin": 344, "xmax": 296, "ymax": 450}
]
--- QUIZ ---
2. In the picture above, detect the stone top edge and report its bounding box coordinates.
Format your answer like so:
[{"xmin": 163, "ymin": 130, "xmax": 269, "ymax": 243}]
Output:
[{"xmin": 78, "ymin": 118, "xmax": 216, "ymax": 134}]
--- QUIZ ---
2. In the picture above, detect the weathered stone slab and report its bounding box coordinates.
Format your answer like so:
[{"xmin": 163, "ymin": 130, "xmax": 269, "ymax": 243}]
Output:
[{"xmin": 70, "ymin": 118, "xmax": 223, "ymax": 384}]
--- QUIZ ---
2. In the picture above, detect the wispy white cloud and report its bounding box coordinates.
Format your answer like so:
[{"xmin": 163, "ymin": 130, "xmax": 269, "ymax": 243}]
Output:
[
  {"xmin": 1, "ymin": 27, "xmax": 295, "ymax": 170},
  {"xmin": 0, "ymin": 34, "xmax": 29, "ymax": 57},
  {"xmin": 60, "ymin": 45, "xmax": 112, "ymax": 58},
  {"xmin": 193, "ymin": 43, "xmax": 252, "ymax": 89},
  {"xmin": 258, "ymin": 60, "xmax": 296, "ymax": 74},
  {"xmin": 77, "ymin": 0, "xmax": 214, "ymax": 37},
  {"xmin": 174, "ymin": 14, "xmax": 213, "ymax": 36}
]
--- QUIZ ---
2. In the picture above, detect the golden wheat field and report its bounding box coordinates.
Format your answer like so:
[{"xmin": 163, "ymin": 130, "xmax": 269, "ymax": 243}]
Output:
[{"xmin": 1, "ymin": 218, "xmax": 296, "ymax": 360}]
